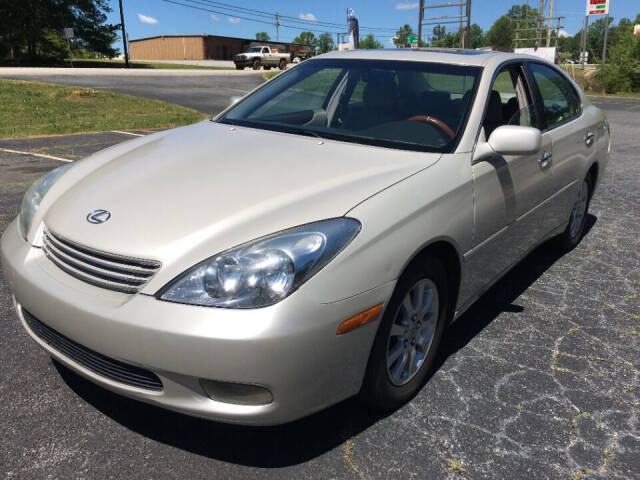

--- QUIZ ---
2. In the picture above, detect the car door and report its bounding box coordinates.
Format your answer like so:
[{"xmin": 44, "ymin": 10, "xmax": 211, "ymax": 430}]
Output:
[
  {"xmin": 525, "ymin": 61, "xmax": 594, "ymax": 234},
  {"xmin": 464, "ymin": 62, "xmax": 552, "ymax": 298}
]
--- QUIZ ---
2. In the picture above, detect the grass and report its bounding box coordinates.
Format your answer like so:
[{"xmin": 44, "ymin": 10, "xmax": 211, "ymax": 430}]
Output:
[
  {"xmin": 1, "ymin": 58, "xmax": 233, "ymax": 70},
  {"xmin": 263, "ymin": 70, "xmax": 283, "ymax": 80},
  {"xmin": 0, "ymin": 79, "xmax": 207, "ymax": 138}
]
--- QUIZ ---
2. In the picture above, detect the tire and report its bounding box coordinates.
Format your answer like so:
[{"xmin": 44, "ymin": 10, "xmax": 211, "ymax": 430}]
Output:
[
  {"xmin": 252, "ymin": 59, "xmax": 261, "ymax": 70},
  {"xmin": 555, "ymin": 174, "xmax": 592, "ymax": 251},
  {"xmin": 361, "ymin": 257, "xmax": 449, "ymax": 410},
  {"xmin": 279, "ymin": 59, "xmax": 287, "ymax": 70},
  {"xmin": 263, "ymin": 65, "xmax": 271, "ymax": 70},
  {"xmin": 235, "ymin": 64, "xmax": 244, "ymax": 70}
]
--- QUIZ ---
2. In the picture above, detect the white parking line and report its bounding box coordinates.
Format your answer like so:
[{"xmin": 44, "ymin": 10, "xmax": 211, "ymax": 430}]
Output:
[
  {"xmin": 111, "ymin": 130, "xmax": 144, "ymax": 137},
  {"xmin": 0, "ymin": 148, "xmax": 72, "ymax": 162}
]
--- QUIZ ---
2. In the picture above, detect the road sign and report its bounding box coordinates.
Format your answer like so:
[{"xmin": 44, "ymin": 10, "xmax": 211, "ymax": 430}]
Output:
[
  {"xmin": 586, "ymin": 0, "xmax": 609, "ymax": 17},
  {"xmin": 407, "ymin": 35, "xmax": 418, "ymax": 45}
]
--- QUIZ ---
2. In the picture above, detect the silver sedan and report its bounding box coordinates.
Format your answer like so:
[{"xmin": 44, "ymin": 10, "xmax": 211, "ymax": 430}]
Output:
[{"xmin": 1, "ymin": 49, "xmax": 609, "ymax": 425}]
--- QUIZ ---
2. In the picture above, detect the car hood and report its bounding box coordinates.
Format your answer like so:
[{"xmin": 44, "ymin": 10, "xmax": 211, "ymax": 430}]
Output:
[{"xmin": 44, "ymin": 121, "xmax": 441, "ymax": 288}]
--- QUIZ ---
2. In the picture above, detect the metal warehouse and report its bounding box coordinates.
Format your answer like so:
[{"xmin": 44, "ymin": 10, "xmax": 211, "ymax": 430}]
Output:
[{"xmin": 128, "ymin": 35, "xmax": 309, "ymax": 61}]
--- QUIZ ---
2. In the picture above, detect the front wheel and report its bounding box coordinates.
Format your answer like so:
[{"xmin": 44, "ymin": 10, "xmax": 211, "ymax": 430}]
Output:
[
  {"xmin": 279, "ymin": 59, "xmax": 287, "ymax": 70},
  {"xmin": 361, "ymin": 258, "xmax": 448, "ymax": 410},
  {"xmin": 252, "ymin": 59, "xmax": 260, "ymax": 70},
  {"xmin": 555, "ymin": 176, "xmax": 591, "ymax": 251}
]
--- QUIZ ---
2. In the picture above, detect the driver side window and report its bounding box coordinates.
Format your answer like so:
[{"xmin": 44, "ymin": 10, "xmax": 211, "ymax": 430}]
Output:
[{"xmin": 484, "ymin": 65, "xmax": 539, "ymax": 138}]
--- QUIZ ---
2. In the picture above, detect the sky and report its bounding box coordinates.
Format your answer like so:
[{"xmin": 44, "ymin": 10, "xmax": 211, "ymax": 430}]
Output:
[{"xmin": 106, "ymin": 0, "xmax": 639, "ymax": 47}]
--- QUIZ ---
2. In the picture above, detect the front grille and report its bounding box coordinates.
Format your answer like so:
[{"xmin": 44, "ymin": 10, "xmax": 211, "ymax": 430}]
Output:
[
  {"xmin": 42, "ymin": 229, "xmax": 161, "ymax": 294},
  {"xmin": 23, "ymin": 309, "xmax": 163, "ymax": 391}
]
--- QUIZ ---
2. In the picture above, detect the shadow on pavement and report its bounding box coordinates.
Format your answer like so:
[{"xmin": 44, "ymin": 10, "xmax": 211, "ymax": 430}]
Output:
[{"xmin": 54, "ymin": 215, "xmax": 596, "ymax": 467}]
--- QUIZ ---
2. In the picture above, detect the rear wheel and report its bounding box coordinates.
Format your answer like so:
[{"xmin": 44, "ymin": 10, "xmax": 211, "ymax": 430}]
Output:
[
  {"xmin": 279, "ymin": 59, "xmax": 287, "ymax": 70},
  {"xmin": 555, "ymin": 175, "xmax": 591, "ymax": 251},
  {"xmin": 252, "ymin": 59, "xmax": 261, "ymax": 70},
  {"xmin": 361, "ymin": 258, "xmax": 448, "ymax": 410}
]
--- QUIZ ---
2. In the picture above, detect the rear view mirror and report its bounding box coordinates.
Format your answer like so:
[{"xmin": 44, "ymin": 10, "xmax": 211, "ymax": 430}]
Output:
[{"xmin": 473, "ymin": 125, "xmax": 542, "ymax": 163}]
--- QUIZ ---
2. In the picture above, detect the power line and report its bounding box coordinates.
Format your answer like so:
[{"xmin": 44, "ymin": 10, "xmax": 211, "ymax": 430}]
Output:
[{"xmin": 160, "ymin": 0, "xmax": 398, "ymax": 37}]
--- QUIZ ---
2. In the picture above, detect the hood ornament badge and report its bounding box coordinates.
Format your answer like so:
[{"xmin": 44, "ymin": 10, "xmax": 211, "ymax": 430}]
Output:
[{"xmin": 86, "ymin": 209, "xmax": 111, "ymax": 224}]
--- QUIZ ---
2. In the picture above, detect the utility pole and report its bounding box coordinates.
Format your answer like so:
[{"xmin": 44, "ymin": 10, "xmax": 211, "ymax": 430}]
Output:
[
  {"xmin": 602, "ymin": 12, "xmax": 610, "ymax": 64},
  {"xmin": 275, "ymin": 12, "xmax": 280, "ymax": 42},
  {"xmin": 546, "ymin": 0, "xmax": 554, "ymax": 47},
  {"xmin": 118, "ymin": 0, "xmax": 129, "ymax": 67},
  {"xmin": 537, "ymin": 0, "xmax": 544, "ymax": 47},
  {"xmin": 417, "ymin": 0, "xmax": 424, "ymax": 47},
  {"xmin": 465, "ymin": 0, "xmax": 471, "ymax": 48},
  {"xmin": 581, "ymin": 15, "xmax": 588, "ymax": 66}
]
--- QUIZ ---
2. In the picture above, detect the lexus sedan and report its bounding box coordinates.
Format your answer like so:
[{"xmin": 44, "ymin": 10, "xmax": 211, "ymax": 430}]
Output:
[{"xmin": 1, "ymin": 49, "xmax": 609, "ymax": 425}]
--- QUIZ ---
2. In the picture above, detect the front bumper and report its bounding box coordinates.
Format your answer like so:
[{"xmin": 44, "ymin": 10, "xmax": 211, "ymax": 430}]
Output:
[{"xmin": 1, "ymin": 220, "xmax": 394, "ymax": 425}]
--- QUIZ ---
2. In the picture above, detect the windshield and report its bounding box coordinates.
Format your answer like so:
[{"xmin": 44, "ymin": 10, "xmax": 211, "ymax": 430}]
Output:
[
  {"xmin": 247, "ymin": 47, "xmax": 263, "ymax": 53},
  {"xmin": 219, "ymin": 59, "xmax": 481, "ymax": 153}
]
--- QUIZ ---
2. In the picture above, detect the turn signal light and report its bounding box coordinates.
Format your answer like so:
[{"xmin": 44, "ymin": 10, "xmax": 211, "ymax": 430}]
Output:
[{"xmin": 336, "ymin": 303, "xmax": 384, "ymax": 335}]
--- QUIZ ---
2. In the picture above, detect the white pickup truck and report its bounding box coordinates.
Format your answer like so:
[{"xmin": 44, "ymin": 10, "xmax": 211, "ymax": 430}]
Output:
[{"xmin": 234, "ymin": 46, "xmax": 290, "ymax": 70}]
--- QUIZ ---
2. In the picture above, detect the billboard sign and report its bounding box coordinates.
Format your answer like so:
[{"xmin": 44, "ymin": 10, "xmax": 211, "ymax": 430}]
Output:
[
  {"xmin": 634, "ymin": 25, "xmax": 640, "ymax": 35},
  {"xmin": 586, "ymin": 0, "xmax": 609, "ymax": 16},
  {"xmin": 514, "ymin": 47, "xmax": 557, "ymax": 64}
]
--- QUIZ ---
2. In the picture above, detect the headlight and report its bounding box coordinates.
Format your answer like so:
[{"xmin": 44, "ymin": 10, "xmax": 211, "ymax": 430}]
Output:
[
  {"xmin": 19, "ymin": 163, "xmax": 73, "ymax": 241},
  {"xmin": 158, "ymin": 218, "xmax": 361, "ymax": 308}
]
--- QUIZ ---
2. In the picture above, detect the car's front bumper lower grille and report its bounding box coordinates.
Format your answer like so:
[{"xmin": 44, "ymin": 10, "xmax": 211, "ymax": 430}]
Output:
[
  {"xmin": 42, "ymin": 228, "xmax": 161, "ymax": 294},
  {"xmin": 23, "ymin": 309, "xmax": 163, "ymax": 391}
]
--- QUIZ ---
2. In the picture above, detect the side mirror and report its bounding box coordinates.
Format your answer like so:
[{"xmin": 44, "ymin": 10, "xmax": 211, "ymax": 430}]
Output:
[
  {"xmin": 473, "ymin": 125, "xmax": 542, "ymax": 163},
  {"xmin": 229, "ymin": 96, "xmax": 242, "ymax": 106}
]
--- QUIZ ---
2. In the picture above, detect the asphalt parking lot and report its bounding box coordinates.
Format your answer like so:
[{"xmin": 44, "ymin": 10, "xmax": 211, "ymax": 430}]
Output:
[{"xmin": 0, "ymin": 98, "xmax": 639, "ymax": 479}]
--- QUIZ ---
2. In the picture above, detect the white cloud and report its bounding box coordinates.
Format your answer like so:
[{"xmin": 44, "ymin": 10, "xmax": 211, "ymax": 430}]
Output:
[
  {"xmin": 210, "ymin": 13, "xmax": 220, "ymax": 22},
  {"xmin": 299, "ymin": 12, "xmax": 317, "ymax": 22},
  {"xmin": 137, "ymin": 13, "xmax": 158, "ymax": 25},
  {"xmin": 558, "ymin": 29, "xmax": 569, "ymax": 38},
  {"xmin": 395, "ymin": 2, "xmax": 419, "ymax": 10},
  {"xmin": 228, "ymin": 17, "xmax": 241, "ymax": 24}
]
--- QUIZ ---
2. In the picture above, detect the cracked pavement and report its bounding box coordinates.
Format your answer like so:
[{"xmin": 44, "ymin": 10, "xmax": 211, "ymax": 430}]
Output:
[{"xmin": 0, "ymin": 98, "xmax": 638, "ymax": 479}]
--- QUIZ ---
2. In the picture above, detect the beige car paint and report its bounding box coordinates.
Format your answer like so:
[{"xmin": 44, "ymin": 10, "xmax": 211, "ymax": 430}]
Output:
[{"xmin": 1, "ymin": 49, "xmax": 610, "ymax": 425}]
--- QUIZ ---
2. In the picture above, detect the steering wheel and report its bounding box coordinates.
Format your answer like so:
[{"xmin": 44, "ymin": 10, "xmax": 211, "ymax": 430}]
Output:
[{"xmin": 407, "ymin": 115, "xmax": 456, "ymax": 139}]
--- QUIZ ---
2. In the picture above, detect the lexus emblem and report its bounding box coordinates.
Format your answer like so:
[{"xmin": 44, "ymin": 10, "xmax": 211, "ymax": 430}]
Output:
[{"xmin": 86, "ymin": 209, "xmax": 111, "ymax": 224}]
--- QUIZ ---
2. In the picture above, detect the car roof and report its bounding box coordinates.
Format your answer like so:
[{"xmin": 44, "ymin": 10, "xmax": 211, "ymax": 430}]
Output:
[{"xmin": 315, "ymin": 48, "xmax": 540, "ymax": 67}]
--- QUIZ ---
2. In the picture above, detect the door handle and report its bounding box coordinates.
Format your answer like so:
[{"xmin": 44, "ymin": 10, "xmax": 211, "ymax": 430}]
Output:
[
  {"xmin": 584, "ymin": 131, "xmax": 595, "ymax": 148},
  {"xmin": 539, "ymin": 151, "xmax": 552, "ymax": 168}
]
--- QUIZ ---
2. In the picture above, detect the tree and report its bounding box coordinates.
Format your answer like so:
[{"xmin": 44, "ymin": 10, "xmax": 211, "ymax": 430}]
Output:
[
  {"xmin": 293, "ymin": 31, "xmax": 317, "ymax": 47},
  {"xmin": 486, "ymin": 16, "xmax": 513, "ymax": 49},
  {"xmin": 255, "ymin": 32, "xmax": 270, "ymax": 42},
  {"xmin": 317, "ymin": 32, "xmax": 335, "ymax": 53},
  {"xmin": 359, "ymin": 33, "xmax": 383, "ymax": 49},
  {"xmin": 432, "ymin": 24, "xmax": 446, "ymax": 42},
  {"xmin": 393, "ymin": 24, "xmax": 415, "ymax": 48},
  {"xmin": 0, "ymin": 0, "xmax": 119, "ymax": 61},
  {"xmin": 469, "ymin": 24, "xmax": 485, "ymax": 49}
]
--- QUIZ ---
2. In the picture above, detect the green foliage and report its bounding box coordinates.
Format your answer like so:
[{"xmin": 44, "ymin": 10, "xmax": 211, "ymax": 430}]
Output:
[
  {"xmin": 0, "ymin": 0, "xmax": 119, "ymax": 61},
  {"xmin": 359, "ymin": 34, "xmax": 383, "ymax": 49},
  {"xmin": 293, "ymin": 31, "xmax": 317, "ymax": 47},
  {"xmin": 432, "ymin": 25, "xmax": 446, "ymax": 42},
  {"xmin": 393, "ymin": 24, "xmax": 415, "ymax": 48},
  {"xmin": 317, "ymin": 33, "xmax": 335, "ymax": 53},
  {"xmin": 486, "ymin": 16, "xmax": 513, "ymax": 48},
  {"xmin": 255, "ymin": 32, "xmax": 270, "ymax": 42},
  {"xmin": 596, "ymin": 14, "xmax": 640, "ymax": 93},
  {"xmin": 431, "ymin": 24, "xmax": 485, "ymax": 49}
]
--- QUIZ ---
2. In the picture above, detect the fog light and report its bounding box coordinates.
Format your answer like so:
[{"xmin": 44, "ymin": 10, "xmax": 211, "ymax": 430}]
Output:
[{"xmin": 200, "ymin": 379, "xmax": 273, "ymax": 406}]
